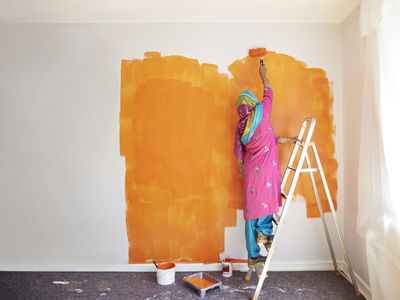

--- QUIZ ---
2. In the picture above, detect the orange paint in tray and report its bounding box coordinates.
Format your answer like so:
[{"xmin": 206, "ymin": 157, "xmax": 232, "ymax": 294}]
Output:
[{"xmin": 183, "ymin": 272, "xmax": 222, "ymax": 297}]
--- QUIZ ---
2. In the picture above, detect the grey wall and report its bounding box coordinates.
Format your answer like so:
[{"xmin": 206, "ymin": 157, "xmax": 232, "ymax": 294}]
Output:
[{"xmin": 0, "ymin": 22, "xmax": 343, "ymax": 268}]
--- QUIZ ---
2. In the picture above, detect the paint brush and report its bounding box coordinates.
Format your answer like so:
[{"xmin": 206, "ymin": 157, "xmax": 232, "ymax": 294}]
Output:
[
  {"xmin": 249, "ymin": 47, "xmax": 267, "ymax": 65},
  {"xmin": 152, "ymin": 260, "xmax": 159, "ymax": 269}
]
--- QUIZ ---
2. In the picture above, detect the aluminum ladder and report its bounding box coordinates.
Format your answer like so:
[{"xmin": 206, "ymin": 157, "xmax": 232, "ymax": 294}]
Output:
[{"xmin": 250, "ymin": 117, "xmax": 360, "ymax": 300}]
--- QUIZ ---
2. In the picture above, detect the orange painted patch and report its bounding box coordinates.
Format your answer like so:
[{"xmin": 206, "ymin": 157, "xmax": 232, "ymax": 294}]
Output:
[
  {"xmin": 120, "ymin": 52, "xmax": 242, "ymax": 263},
  {"xmin": 120, "ymin": 51, "xmax": 337, "ymax": 263}
]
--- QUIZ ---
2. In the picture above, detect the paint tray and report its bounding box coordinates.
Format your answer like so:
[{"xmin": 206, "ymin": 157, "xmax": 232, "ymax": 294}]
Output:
[{"xmin": 183, "ymin": 272, "xmax": 222, "ymax": 297}]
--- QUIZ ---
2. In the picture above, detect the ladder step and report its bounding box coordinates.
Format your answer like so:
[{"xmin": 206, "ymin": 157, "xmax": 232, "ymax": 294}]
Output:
[
  {"xmin": 299, "ymin": 168, "xmax": 319, "ymax": 173},
  {"xmin": 287, "ymin": 167, "xmax": 318, "ymax": 173}
]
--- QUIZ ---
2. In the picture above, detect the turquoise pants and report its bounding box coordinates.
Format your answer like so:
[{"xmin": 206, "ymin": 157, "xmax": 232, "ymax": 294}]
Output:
[{"xmin": 245, "ymin": 214, "xmax": 274, "ymax": 258}]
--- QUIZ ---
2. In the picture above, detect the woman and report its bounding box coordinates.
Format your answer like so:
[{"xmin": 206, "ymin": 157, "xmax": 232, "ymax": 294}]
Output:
[{"xmin": 234, "ymin": 60, "xmax": 296, "ymax": 267}]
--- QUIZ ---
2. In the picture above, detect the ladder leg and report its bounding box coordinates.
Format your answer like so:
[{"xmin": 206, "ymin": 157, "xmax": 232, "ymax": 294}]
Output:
[
  {"xmin": 245, "ymin": 268, "xmax": 253, "ymax": 281},
  {"xmin": 245, "ymin": 263, "xmax": 266, "ymax": 281},
  {"xmin": 255, "ymin": 262, "xmax": 265, "ymax": 278},
  {"xmin": 281, "ymin": 139, "xmax": 301, "ymax": 188},
  {"xmin": 311, "ymin": 144, "xmax": 359, "ymax": 294},
  {"xmin": 305, "ymin": 152, "xmax": 338, "ymax": 271}
]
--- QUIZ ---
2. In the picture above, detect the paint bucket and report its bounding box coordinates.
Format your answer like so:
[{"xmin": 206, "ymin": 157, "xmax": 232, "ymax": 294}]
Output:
[
  {"xmin": 156, "ymin": 262, "xmax": 176, "ymax": 285},
  {"xmin": 222, "ymin": 258, "xmax": 232, "ymax": 278}
]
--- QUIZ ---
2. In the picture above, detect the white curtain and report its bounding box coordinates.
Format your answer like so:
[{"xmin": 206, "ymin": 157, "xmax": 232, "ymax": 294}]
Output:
[{"xmin": 358, "ymin": 0, "xmax": 400, "ymax": 299}]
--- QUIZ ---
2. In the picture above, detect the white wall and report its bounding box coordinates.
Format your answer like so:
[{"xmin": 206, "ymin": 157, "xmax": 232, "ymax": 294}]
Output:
[
  {"xmin": 0, "ymin": 23, "xmax": 344, "ymax": 269},
  {"xmin": 341, "ymin": 7, "xmax": 370, "ymax": 287}
]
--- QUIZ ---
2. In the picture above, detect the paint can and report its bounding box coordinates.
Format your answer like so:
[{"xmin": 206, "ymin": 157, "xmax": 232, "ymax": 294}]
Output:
[
  {"xmin": 156, "ymin": 262, "xmax": 176, "ymax": 285},
  {"xmin": 222, "ymin": 258, "xmax": 232, "ymax": 278}
]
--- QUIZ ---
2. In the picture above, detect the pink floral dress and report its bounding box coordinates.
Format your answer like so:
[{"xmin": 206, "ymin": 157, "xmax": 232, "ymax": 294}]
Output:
[{"xmin": 242, "ymin": 88, "xmax": 282, "ymax": 220}]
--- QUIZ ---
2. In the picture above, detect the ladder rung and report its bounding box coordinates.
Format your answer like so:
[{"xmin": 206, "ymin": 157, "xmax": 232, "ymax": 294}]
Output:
[
  {"xmin": 287, "ymin": 166, "xmax": 318, "ymax": 173},
  {"xmin": 299, "ymin": 168, "xmax": 319, "ymax": 173}
]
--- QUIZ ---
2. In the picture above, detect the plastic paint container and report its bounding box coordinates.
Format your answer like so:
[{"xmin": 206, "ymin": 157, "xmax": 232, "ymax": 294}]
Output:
[
  {"xmin": 156, "ymin": 262, "xmax": 176, "ymax": 285},
  {"xmin": 222, "ymin": 258, "xmax": 232, "ymax": 278}
]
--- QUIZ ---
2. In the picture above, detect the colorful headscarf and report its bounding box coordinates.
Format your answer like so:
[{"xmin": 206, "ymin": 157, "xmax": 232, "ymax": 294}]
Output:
[{"xmin": 234, "ymin": 90, "xmax": 263, "ymax": 172}]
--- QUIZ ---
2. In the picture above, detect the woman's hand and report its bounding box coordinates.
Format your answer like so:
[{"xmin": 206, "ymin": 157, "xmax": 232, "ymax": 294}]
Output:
[
  {"xmin": 259, "ymin": 61, "xmax": 267, "ymax": 80},
  {"xmin": 259, "ymin": 60, "xmax": 271, "ymax": 89},
  {"xmin": 278, "ymin": 136, "xmax": 298, "ymax": 144}
]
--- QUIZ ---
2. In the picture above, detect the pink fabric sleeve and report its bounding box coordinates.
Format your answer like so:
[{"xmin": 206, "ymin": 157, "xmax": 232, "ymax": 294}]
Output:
[
  {"xmin": 263, "ymin": 87, "xmax": 273, "ymax": 103},
  {"xmin": 264, "ymin": 88, "xmax": 278, "ymax": 144}
]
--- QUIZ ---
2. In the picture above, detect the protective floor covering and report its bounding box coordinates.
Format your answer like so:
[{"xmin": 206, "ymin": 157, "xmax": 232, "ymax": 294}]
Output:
[{"xmin": 0, "ymin": 271, "xmax": 365, "ymax": 299}]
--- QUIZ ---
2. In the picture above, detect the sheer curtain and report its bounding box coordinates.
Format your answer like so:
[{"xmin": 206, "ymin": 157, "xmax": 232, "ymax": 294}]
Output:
[{"xmin": 358, "ymin": 0, "xmax": 400, "ymax": 299}]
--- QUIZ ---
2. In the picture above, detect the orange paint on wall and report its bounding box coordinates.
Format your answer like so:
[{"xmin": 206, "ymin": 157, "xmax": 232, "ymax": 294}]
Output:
[
  {"xmin": 120, "ymin": 52, "xmax": 242, "ymax": 263},
  {"xmin": 120, "ymin": 51, "xmax": 337, "ymax": 263}
]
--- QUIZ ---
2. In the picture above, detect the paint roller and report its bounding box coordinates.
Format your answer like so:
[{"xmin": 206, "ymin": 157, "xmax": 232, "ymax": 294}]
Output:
[{"xmin": 248, "ymin": 47, "xmax": 267, "ymax": 65}]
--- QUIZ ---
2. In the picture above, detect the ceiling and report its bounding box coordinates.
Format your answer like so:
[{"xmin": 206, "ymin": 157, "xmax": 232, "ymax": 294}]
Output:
[{"xmin": 0, "ymin": 0, "xmax": 360, "ymax": 23}]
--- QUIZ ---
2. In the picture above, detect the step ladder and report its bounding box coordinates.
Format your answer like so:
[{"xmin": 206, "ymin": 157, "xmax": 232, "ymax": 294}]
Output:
[{"xmin": 249, "ymin": 117, "xmax": 360, "ymax": 300}]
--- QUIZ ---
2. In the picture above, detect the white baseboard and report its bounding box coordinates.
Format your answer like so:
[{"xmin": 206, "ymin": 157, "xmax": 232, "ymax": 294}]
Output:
[
  {"xmin": 338, "ymin": 262, "xmax": 371, "ymax": 300},
  {"xmin": 0, "ymin": 260, "xmax": 339, "ymax": 272}
]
